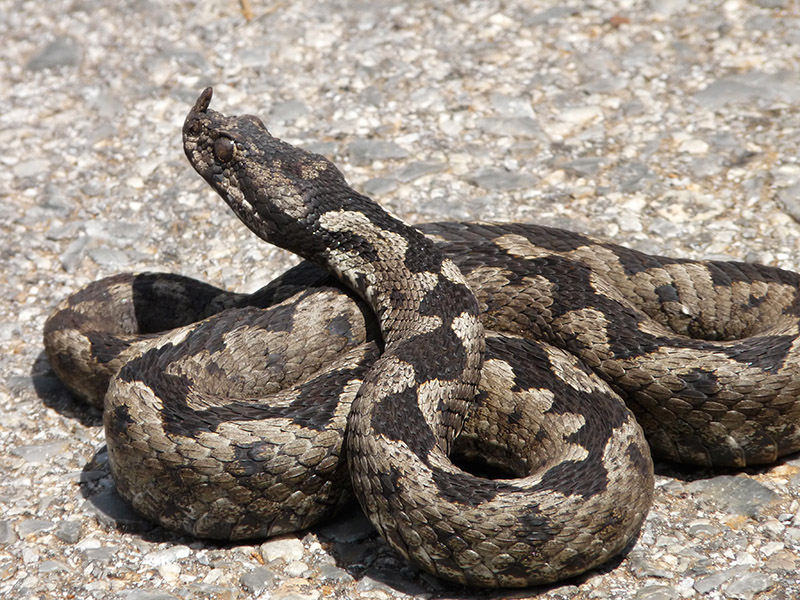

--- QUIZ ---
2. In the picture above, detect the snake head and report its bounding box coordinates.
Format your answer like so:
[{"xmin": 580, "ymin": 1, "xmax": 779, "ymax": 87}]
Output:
[{"xmin": 183, "ymin": 87, "xmax": 348, "ymax": 258}]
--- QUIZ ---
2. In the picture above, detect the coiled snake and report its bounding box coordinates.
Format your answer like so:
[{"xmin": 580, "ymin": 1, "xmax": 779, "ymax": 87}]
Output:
[{"xmin": 44, "ymin": 88, "xmax": 800, "ymax": 587}]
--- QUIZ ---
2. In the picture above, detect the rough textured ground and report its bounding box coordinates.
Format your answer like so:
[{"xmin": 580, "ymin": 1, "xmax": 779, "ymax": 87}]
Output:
[{"xmin": 3, "ymin": 0, "xmax": 800, "ymax": 598}]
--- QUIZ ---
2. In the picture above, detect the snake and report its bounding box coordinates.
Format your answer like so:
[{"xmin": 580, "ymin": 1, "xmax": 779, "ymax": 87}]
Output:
[{"xmin": 43, "ymin": 88, "xmax": 800, "ymax": 588}]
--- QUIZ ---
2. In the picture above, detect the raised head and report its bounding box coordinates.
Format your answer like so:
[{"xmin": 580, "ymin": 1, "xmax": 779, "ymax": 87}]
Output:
[{"xmin": 183, "ymin": 87, "xmax": 349, "ymax": 257}]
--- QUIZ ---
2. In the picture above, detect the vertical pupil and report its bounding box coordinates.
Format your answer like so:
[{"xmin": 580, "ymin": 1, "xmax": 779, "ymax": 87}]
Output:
[{"xmin": 214, "ymin": 138, "xmax": 234, "ymax": 162}]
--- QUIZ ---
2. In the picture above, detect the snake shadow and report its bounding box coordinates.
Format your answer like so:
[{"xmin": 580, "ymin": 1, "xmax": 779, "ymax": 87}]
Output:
[{"xmin": 30, "ymin": 349, "xmax": 103, "ymax": 428}]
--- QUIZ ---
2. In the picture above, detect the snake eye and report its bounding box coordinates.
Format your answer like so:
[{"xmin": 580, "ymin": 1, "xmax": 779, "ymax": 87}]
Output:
[{"xmin": 214, "ymin": 137, "xmax": 235, "ymax": 163}]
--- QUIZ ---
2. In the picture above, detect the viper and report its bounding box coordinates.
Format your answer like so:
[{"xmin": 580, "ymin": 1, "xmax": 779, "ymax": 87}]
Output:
[{"xmin": 44, "ymin": 88, "xmax": 800, "ymax": 587}]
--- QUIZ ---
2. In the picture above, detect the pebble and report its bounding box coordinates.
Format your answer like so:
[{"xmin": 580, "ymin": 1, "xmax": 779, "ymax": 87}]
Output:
[
  {"xmin": 13, "ymin": 158, "xmax": 52, "ymax": 178},
  {"xmin": 270, "ymin": 100, "xmax": 309, "ymax": 123},
  {"xmin": 54, "ymin": 520, "xmax": 82, "ymax": 544},
  {"xmin": 318, "ymin": 563, "xmax": 355, "ymax": 583},
  {"xmin": 26, "ymin": 36, "xmax": 81, "ymax": 70},
  {"xmin": 38, "ymin": 559, "xmax": 71, "ymax": 573},
  {"xmin": 687, "ymin": 475, "xmax": 779, "ymax": 518},
  {"xmin": 395, "ymin": 160, "xmax": 446, "ymax": 183},
  {"xmin": 83, "ymin": 546, "xmax": 117, "ymax": 562},
  {"xmin": 777, "ymin": 183, "xmax": 800, "ymax": 222},
  {"xmin": 477, "ymin": 116, "xmax": 542, "ymax": 138},
  {"xmin": 260, "ymin": 536, "xmax": 305, "ymax": 563},
  {"xmin": 17, "ymin": 519, "xmax": 55, "ymax": 538},
  {"xmin": 124, "ymin": 591, "xmax": 180, "ymax": 600},
  {"xmin": 59, "ymin": 236, "xmax": 89, "ymax": 272},
  {"xmin": 240, "ymin": 566, "xmax": 274, "ymax": 594},
  {"xmin": 142, "ymin": 545, "xmax": 192, "ymax": 567},
  {"xmin": 725, "ymin": 572, "xmax": 774, "ymax": 600},
  {"xmin": 693, "ymin": 566, "xmax": 747, "ymax": 594},
  {"xmin": 284, "ymin": 560, "xmax": 309, "ymax": 577},
  {"xmin": 363, "ymin": 177, "xmax": 399, "ymax": 197},
  {"xmin": 348, "ymin": 140, "xmax": 410, "ymax": 165},
  {"xmin": 11, "ymin": 441, "xmax": 70, "ymax": 463},
  {"xmin": 0, "ymin": 522, "xmax": 16, "ymax": 545},
  {"xmin": 86, "ymin": 246, "xmax": 132, "ymax": 269},
  {"xmin": 467, "ymin": 167, "xmax": 538, "ymax": 191},
  {"xmin": 634, "ymin": 584, "xmax": 678, "ymax": 600}
]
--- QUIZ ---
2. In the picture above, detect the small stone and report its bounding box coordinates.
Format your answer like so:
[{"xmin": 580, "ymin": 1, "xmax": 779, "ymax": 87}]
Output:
[
  {"xmin": 477, "ymin": 116, "xmax": 542, "ymax": 138},
  {"xmin": 55, "ymin": 520, "xmax": 82, "ymax": 544},
  {"xmin": 27, "ymin": 36, "xmax": 82, "ymax": 70},
  {"xmin": 489, "ymin": 93, "xmax": 535, "ymax": 117},
  {"xmin": 142, "ymin": 545, "xmax": 192, "ymax": 567},
  {"xmin": 787, "ymin": 527, "xmax": 800, "ymax": 541},
  {"xmin": 124, "ymin": 591, "xmax": 180, "ymax": 600},
  {"xmin": 0, "ymin": 521, "xmax": 17, "ymax": 545},
  {"xmin": 317, "ymin": 563, "xmax": 354, "ymax": 583},
  {"xmin": 765, "ymin": 549, "xmax": 797, "ymax": 571},
  {"xmin": 59, "ymin": 236, "xmax": 89, "ymax": 272},
  {"xmin": 777, "ymin": 182, "xmax": 800, "ymax": 222},
  {"xmin": 260, "ymin": 536, "xmax": 305, "ymax": 563},
  {"xmin": 284, "ymin": 560, "xmax": 308, "ymax": 577},
  {"xmin": 467, "ymin": 167, "xmax": 537, "ymax": 191},
  {"xmin": 693, "ymin": 566, "xmax": 745, "ymax": 594},
  {"xmin": 635, "ymin": 584, "xmax": 678, "ymax": 600},
  {"xmin": 17, "ymin": 519, "xmax": 56, "ymax": 537},
  {"xmin": 678, "ymin": 138, "xmax": 709, "ymax": 155},
  {"xmin": 410, "ymin": 87, "xmax": 443, "ymax": 110},
  {"xmin": 348, "ymin": 140, "xmax": 409, "ymax": 165},
  {"xmin": 627, "ymin": 550, "xmax": 674, "ymax": 579},
  {"xmin": 560, "ymin": 156, "xmax": 605, "ymax": 177},
  {"xmin": 87, "ymin": 246, "xmax": 131, "ymax": 268},
  {"xmin": 0, "ymin": 561, "xmax": 17, "ymax": 581},
  {"xmin": 395, "ymin": 160, "xmax": 446, "ymax": 183},
  {"xmin": 362, "ymin": 177, "xmax": 398, "ymax": 197},
  {"xmin": 240, "ymin": 566, "xmax": 274, "ymax": 594},
  {"xmin": 38, "ymin": 560, "xmax": 71, "ymax": 574},
  {"xmin": 549, "ymin": 105, "xmax": 604, "ymax": 138},
  {"xmin": 11, "ymin": 441, "xmax": 69, "ymax": 463},
  {"xmin": 83, "ymin": 546, "xmax": 118, "ymax": 562},
  {"xmin": 760, "ymin": 541, "xmax": 784, "ymax": 557},
  {"xmin": 615, "ymin": 162, "xmax": 657, "ymax": 193},
  {"xmin": 355, "ymin": 573, "xmax": 396, "ymax": 594},
  {"xmin": 13, "ymin": 158, "xmax": 52, "ymax": 178},
  {"xmin": 183, "ymin": 583, "xmax": 237, "ymax": 600},
  {"xmin": 687, "ymin": 475, "xmax": 778, "ymax": 518},
  {"xmin": 695, "ymin": 79, "xmax": 757, "ymax": 108},
  {"xmin": 687, "ymin": 520, "xmax": 718, "ymax": 537},
  {"xmin": 725, "ymin": 572, "xmax": 773, "ymax": 600},
  {"xmin": 270, "ymin": 100, "xmax": 308, "ymax": 123},
  {"xmin": 526, "ymin": 5, "xmax": 575, "ymax": 24},
  {"xmin": 157, "ymin": 563, "xmax": 181, "ymax": 583},
  {"xmin": 617, "ymin": 212, "xmax": 642, "ymax": 232},
  {"xmin": 695, "ymin": 71, "xmax": 800, "ymax": 108},
  {"xmin": 547, "ymin": 585, "xmax": 580, "ymax": 599}
]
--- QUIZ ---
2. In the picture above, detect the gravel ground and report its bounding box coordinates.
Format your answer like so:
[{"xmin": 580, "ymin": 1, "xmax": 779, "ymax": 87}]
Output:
[{"xmin": 3, "ymin": 1, "xmax": 800, "ymax": 599}]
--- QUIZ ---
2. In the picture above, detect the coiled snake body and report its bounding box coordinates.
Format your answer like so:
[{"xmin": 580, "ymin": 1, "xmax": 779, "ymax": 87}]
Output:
[{"xmin": 44, "ymin": 88, "xmax": 800, "ymax": 587}]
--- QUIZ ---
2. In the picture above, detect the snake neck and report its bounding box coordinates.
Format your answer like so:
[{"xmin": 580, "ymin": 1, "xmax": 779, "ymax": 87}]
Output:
[{"xmin": 311, "ymin": 198, "xmax": 481, "ymax": 348}]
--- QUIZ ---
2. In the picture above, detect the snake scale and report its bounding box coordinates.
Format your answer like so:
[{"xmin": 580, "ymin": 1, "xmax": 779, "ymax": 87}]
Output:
[{"xmin": 43, "ymin": 88, "xmax": 800, "ymax": 588}]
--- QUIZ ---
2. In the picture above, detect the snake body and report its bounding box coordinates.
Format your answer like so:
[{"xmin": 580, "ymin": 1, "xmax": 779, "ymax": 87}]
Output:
[{"xmin": 43, "ymin": 88, "xmax": 800, "ymax": 587}]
